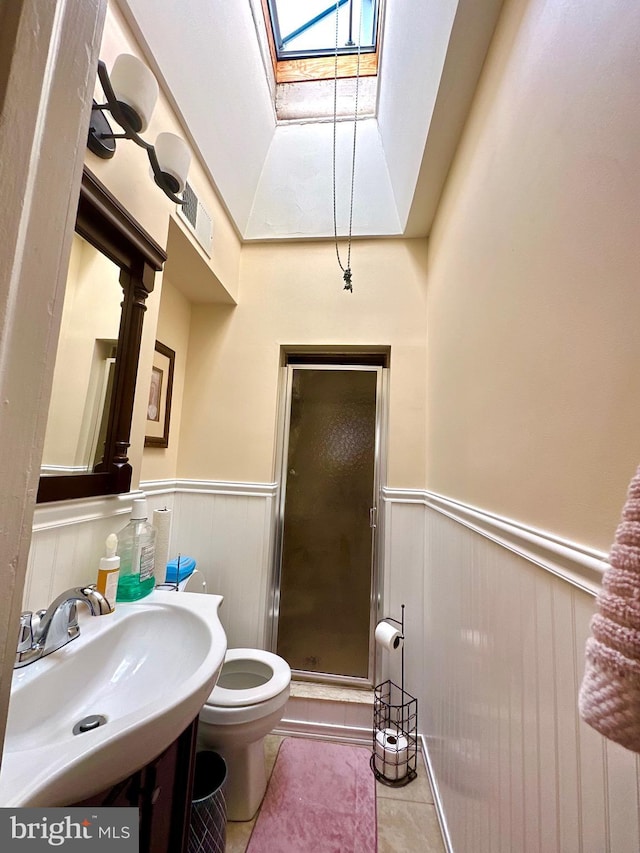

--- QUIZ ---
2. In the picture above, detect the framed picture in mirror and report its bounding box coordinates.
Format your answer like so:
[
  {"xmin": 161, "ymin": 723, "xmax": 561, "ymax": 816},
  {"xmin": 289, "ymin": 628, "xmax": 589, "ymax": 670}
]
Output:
[{"xmin": 145, "ymin": 341, "xmax": 175, "ymax": 448}]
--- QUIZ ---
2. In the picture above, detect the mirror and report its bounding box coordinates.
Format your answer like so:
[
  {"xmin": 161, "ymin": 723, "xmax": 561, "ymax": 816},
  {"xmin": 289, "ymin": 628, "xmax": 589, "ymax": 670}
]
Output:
[
  {"xmin": 41, "ymin": 233, "xmax": 121, "ymax": 475},
  {"xmin": 37, "ymin": 169, "xmax": 166, "ymax": 503}
]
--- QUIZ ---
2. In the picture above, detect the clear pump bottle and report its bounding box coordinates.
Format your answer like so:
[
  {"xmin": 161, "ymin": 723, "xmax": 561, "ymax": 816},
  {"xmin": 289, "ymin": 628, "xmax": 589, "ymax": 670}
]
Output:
[{"xmin": 115, "ymin": 498, "xmax": 156, "ymax": 602}]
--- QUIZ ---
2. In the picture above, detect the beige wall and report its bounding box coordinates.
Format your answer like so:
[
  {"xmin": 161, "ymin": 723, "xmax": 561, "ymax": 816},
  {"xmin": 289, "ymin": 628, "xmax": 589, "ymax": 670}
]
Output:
[
  {"xmin": 140, "ymin": 275, "xmax": 192, "ymax": 482},
  {"xmin": 426, "ymin": 0, "xmax": 640, "ymax": 551},
  {"xmin": 94, "ymin": 3, "xmax": 241, "ymax": 294},
  {"xmin": 91, "ymin": 2, "xmax": 242, "ymax": 487},
  {"xmin": 42, "ymin": 235, "xmax": 122, "ymax": 469},
  {"xmin": 176, "ymin": 239, "xmax": 429, "ymax": 487}
]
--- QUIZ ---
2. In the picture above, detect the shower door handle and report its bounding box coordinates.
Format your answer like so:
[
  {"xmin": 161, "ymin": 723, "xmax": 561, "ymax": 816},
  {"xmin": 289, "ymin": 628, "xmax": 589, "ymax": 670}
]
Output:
[{"xmin": 369, "ymin": 507, "xmax": 377, "ymax": 529}]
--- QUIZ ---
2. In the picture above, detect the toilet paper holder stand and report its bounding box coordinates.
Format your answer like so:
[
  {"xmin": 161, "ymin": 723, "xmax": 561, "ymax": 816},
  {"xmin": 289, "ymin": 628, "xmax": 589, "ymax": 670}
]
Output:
[{"xmin": 372, "ymin": 604, "xmax": 418, "ymax": 787}]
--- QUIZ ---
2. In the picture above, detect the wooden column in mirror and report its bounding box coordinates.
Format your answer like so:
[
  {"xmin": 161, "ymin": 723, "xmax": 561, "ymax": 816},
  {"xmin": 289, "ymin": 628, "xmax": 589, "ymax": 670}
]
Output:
[{"xmin": 37, "ymin": 169, "xmax": 166, "ymax": 503}]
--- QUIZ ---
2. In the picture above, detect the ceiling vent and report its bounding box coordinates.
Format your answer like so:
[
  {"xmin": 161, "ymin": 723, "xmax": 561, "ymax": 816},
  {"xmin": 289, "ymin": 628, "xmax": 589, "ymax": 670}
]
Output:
[{"xmin": 177, "ymin": 182, "xmax": 213, "ymax": 257}]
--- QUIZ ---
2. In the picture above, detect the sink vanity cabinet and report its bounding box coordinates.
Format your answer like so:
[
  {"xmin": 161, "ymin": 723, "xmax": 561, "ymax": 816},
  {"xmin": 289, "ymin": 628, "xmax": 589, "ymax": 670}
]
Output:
[
  {"xmin": 72, "ymin": 718, "xmax": 198, "ymax": 853},
  {"xmin": 1, "ymin": 591, "xmax": 226, "ymax": 841}
]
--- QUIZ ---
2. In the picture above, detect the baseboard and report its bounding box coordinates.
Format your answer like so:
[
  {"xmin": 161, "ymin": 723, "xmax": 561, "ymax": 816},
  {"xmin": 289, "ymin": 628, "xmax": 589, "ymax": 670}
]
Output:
[
  {"xmin": 273, "ymin": 719, "xmax": 372, "ymax": 746},
  {"xmin": 420, "ymin": 734, "xmax": 455, "ymax": 853}
]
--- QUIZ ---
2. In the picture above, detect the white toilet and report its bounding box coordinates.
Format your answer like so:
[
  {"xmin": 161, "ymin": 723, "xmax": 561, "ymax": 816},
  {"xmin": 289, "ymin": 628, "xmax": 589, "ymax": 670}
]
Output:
[
  {"xmin": 174, "ymin": 572, "xmax": 291, "ymax": 821},
  {"xmin": 198, "ymin": 648, "xmax": 291, "ymax": 821}
]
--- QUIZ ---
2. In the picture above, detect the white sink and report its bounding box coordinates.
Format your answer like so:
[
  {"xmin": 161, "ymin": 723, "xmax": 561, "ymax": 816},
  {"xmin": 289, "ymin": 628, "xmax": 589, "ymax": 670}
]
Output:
[{"xmin": 0, "ymin": 589, "xmax": 226, "ymax": 806}]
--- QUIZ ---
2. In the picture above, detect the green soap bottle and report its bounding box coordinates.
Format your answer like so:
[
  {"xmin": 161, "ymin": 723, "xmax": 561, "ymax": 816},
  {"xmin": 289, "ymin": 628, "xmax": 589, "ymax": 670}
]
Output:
[{"xmin": 116, "ymin": 498, "xmax": 156, "ymax": 602}]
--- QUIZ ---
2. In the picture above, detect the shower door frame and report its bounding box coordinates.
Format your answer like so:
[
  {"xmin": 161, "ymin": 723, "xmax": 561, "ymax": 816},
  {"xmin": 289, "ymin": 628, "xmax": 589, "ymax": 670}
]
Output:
[{"xmin": 268, "ymin": 360, "xmax": 387, "ymax": 688}]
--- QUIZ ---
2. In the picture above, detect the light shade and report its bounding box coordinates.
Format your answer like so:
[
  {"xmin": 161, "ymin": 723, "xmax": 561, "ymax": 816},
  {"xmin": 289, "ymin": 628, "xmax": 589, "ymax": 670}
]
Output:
[
  {"xmin": 154, "ymin": 132, "xmax": 191, "ymax": 194},
  {"xmin": 110, "ymin": 54, "xmax": 158, "ymax": 133}
]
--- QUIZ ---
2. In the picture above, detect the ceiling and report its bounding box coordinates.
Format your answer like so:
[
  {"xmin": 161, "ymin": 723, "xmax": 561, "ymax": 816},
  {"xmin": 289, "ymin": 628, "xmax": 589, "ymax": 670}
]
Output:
[{"xmin": 117, "ymin": 0, "xmax": 504, "ymax": 241}]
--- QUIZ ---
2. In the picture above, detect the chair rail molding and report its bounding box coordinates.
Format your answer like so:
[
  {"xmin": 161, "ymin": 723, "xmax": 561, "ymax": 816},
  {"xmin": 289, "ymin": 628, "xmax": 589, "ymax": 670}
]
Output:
[
  {"xmin": 382, "ymin": 488, "xmax": 608, "ymax": 596},
  {"xmin": 31, "ymin": 492, "xmax": 146, "ymax": 532},
  {"xmin": 141, "ymin": 478, "xmax": 278, "ymax": 499}
]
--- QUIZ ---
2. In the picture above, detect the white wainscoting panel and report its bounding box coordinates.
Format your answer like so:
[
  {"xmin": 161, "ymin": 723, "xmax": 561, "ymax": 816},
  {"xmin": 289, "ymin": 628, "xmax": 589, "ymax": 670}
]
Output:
[
  {"xmin": 25, "ymin": 493, "xmax": 141, "ymax": 612},
  {"xmin": 381, "ymin": 489, "xmax": 640, "ymax": 853},
  {"xmin": 26, "ymin": 482, "xmax": 276, "ymax": 657},
  {"xmin": 379, "ymin": 495, "xmax": 426, "ymax": 707},
  {"xmin": 143, "ymin": 480, "xmax": 277, "ymax": 651}
]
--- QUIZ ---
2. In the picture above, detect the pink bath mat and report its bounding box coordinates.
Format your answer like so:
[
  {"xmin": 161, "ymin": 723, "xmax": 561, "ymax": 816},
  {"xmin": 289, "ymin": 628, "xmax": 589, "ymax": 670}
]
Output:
[{"xmin": 246, "ymin": 737, "xmax": 377, "ymax": 853}]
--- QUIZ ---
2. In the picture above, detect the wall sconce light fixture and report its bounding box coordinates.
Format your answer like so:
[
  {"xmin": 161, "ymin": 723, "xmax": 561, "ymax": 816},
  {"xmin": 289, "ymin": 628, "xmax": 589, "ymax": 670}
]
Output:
[{"xmin": 87, "ymin": 55, "xmax": 190, "ymax": 204}]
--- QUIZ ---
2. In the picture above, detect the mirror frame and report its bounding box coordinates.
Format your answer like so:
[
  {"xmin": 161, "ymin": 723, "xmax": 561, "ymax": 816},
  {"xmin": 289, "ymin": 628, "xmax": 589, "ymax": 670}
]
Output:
[{"xmin": 37, "ymin": 168, "xmax": 166, "ymax": 503}]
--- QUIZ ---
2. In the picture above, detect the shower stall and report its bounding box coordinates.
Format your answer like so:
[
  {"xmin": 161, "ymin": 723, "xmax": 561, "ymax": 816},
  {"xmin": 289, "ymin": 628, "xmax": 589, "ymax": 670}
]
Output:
[{"xmin": 270, "ymin": 359, "xmax": 386, "ymax": 685}]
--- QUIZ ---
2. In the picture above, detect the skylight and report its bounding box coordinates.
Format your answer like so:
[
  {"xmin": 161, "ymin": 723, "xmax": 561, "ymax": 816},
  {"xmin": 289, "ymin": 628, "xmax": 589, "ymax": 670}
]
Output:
[
  {"xmin": 260, "ymin": 0, "xmax": 381, "ymax": 85},
  {"xmin": 266, "ymin": 0, "xmax": 378, "ymax": 60}
]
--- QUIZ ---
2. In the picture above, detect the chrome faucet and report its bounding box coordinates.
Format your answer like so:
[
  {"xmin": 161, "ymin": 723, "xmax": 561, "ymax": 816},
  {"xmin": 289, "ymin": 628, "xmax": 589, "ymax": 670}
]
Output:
[{"xmin": 15, "ymin": 585, "xmax": 114, "ymax": 668}]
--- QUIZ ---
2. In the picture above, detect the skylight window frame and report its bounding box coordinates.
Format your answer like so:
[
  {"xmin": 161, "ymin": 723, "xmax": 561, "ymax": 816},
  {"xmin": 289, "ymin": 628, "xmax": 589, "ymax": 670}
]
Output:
[{"xmin": 260, "ymin": 0, "xmax": 381, "ymax": 84}]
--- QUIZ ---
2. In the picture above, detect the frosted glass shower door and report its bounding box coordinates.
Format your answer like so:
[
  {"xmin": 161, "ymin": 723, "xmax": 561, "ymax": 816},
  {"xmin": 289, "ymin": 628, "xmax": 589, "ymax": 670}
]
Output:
[{"xmin": 276, "ymin": 366, "xmax": 379, "ymax": 680}]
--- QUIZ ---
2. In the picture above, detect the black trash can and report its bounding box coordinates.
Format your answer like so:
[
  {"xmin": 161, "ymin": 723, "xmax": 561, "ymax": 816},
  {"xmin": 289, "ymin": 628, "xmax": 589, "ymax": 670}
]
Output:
[{"xmin": 188, "ymin": 751, "xmax": 227, "ymax": 853}]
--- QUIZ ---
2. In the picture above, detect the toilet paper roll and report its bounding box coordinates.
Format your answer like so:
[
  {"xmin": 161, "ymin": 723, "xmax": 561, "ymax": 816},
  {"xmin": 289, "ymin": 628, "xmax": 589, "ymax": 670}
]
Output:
[
  {"xmin": 375, "ymin": 620, "xmax": 403, "ymax": 651},
  {"xmin": 153, "ymin": 508, "xmax": 172, "ymax": 585},
  {"xmin": 374, "ymin": 728, "xmax": 409, "ymax": 781}
]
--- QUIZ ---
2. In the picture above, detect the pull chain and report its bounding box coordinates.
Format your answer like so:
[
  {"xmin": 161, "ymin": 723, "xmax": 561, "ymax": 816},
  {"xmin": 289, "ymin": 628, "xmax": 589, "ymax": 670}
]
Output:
[{"xmin": 332, "ymin": 0, "xmax": 363, "ymax": 293}]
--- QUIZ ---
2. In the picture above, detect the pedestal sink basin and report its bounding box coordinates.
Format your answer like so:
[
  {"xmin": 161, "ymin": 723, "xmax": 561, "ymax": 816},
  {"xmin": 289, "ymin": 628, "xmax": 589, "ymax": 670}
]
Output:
[{"xmin": 0, "ymin": 589, "xmax": 226, "ymax": 806}]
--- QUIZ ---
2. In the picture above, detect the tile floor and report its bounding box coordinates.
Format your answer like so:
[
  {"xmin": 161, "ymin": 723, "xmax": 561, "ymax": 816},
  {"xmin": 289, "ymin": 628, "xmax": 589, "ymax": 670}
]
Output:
[{"xmin": 225, "ymin": 734, "xmax": 446, "ymax": 853}]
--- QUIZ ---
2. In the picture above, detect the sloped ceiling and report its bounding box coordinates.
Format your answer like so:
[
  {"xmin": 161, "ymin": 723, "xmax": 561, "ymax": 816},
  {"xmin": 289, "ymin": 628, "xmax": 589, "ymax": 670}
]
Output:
[{"xmin": 117, "ymin": 0, "xmax": 504, "ymax": 241}]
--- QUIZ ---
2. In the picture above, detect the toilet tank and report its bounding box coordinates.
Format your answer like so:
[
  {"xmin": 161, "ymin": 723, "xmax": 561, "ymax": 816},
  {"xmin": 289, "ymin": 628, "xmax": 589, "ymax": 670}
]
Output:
[{"xmin": 180, "ymin": 569, "xmax": 207, "ymax": 593}]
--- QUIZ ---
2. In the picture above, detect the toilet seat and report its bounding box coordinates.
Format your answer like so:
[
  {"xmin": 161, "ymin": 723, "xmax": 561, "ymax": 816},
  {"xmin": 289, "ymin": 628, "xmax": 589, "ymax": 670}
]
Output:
[
  {"xmin": 199, "ymin": 689, "xmax": 289, "ymax": 726},
  {"xmin": 205, "ymin": 648, "xmax": 291, "ymax": 708}
]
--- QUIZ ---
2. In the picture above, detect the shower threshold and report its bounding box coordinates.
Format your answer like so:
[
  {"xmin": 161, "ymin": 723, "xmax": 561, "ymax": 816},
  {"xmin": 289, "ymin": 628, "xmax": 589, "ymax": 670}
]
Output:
[
  {"xmin": 290, "ymin": 681, "xmax": 374, "ymax": 704},
  {"xmin": 275, "ymin": 680, "xmax": 374, "ymax": 745}
]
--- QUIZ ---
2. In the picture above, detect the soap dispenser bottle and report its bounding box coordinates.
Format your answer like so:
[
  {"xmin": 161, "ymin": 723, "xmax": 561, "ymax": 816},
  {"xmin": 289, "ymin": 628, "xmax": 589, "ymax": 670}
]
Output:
[
  {"xmin": 116, "ymin": 498, "xmax": 156, "ymax": 602},
  {"xmin": 96, "ymin": 533, "xmax": 120, "ymax": 608}
]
